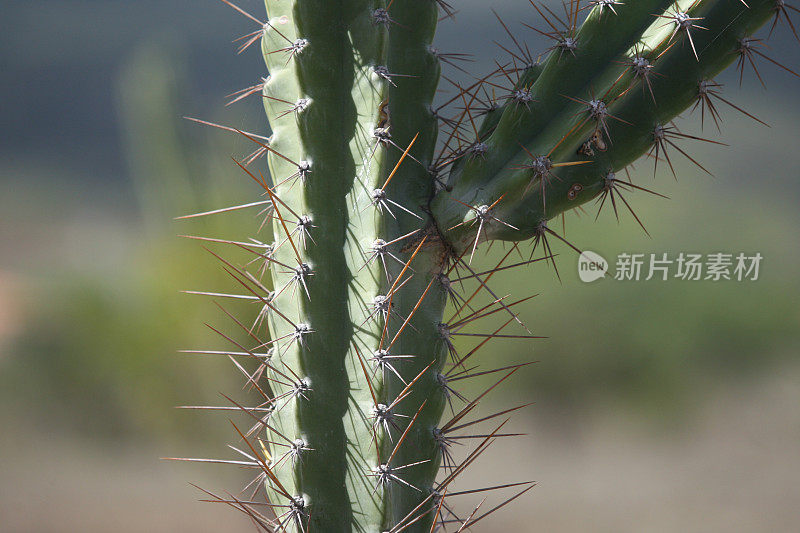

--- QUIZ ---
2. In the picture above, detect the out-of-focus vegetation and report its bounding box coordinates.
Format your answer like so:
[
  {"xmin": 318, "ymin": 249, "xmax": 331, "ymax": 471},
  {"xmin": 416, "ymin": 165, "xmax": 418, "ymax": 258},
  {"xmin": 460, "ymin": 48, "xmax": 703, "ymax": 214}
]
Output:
[{"xmin": 1, "ymin": 37, "xmax": 267, "ymax": 444}]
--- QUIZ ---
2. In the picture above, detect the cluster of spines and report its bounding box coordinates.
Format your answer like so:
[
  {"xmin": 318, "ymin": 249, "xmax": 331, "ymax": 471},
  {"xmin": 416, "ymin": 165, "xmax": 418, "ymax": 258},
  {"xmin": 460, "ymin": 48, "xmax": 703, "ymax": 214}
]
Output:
[{"xmin": 171, "ymin": 0, "xmax": 798, "ymax": 531}]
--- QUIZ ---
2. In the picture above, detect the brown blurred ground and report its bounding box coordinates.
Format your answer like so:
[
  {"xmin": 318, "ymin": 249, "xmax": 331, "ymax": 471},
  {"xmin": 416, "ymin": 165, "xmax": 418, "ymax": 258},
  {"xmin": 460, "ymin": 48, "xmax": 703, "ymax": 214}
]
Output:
[{"xmin": 2, "ymin": 362, "xmax": 798, "ymax": 532}]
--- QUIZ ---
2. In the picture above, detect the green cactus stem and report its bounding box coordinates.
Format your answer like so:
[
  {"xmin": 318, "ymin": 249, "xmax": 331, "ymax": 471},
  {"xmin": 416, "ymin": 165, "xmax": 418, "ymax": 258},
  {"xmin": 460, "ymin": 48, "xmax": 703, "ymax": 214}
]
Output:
[{"xmin": 179, "ymin": 0, "xmax": 798, "ymax": 530}]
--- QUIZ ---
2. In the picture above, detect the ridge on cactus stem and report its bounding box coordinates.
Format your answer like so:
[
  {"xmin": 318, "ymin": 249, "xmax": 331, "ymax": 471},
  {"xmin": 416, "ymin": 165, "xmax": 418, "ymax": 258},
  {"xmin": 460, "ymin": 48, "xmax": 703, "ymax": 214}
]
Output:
[{"xmin": 170, "ymin": 0, "xmax": 799, "ymax": 530}]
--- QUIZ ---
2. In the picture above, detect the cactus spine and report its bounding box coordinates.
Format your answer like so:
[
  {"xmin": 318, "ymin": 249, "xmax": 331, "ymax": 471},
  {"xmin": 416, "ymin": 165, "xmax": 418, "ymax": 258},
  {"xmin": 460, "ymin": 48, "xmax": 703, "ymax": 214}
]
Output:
[{"xmin": 184, "ymin": 0, "xmax": 796, "ymax": 530}]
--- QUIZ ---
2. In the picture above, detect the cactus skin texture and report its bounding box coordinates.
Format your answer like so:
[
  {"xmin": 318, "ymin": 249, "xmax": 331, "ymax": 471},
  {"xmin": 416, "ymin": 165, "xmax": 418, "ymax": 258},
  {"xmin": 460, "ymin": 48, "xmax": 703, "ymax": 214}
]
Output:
[{"xmin": 184, "ymin": 0, "xmax": 795, "ymax": 530}]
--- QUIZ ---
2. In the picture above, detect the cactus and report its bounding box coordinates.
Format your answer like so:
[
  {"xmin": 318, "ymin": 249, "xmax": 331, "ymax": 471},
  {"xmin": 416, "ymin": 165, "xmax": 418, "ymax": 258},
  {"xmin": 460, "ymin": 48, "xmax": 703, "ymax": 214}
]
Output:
[{"xmin": 177, "ymin": 0, "xmax": 797, "ymax": 530}]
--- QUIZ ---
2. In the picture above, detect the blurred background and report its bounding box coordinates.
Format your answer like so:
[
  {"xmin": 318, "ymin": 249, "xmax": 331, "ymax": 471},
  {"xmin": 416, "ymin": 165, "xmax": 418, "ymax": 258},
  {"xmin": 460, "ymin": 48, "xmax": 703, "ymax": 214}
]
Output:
[{"xmin": 1, "ymin": 1, "xmax": 799, "ymax": 531}]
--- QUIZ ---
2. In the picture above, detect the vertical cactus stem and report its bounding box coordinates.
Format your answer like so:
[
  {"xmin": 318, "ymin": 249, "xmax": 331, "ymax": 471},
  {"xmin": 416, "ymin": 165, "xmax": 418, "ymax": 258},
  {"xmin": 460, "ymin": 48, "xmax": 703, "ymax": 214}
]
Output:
[
  {"xmin": 342, "ymin": 4, "xmax": 392, "ymax": 530},
  {"xmin": 381, "ymin": 247, "xmax": 449, "ymax": 529},
  {"xmin": 384, "ymin": 0, "xmax": 440, "ymax": 211},
  {"xmin": 283, "ymin": 0, "xmax": 358, "ymax": 509},
  {"xmin": 260, "ymin": 0, "xmax": 305, "ymax": 511},
  {"xmin": 379, "ymin": 2, "xmax": 447, "ymax": 529},
  {"xmin": 260, "ymin": 0, "xmax": 390, "ymax": 530}
]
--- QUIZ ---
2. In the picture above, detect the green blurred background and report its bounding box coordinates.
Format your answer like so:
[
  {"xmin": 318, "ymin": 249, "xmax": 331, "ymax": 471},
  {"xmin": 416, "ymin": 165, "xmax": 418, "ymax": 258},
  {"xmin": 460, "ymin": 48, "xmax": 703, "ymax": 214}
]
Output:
[{"xmin": 1, "ymin": 1, "xmax": 798, "ymax": 531}]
